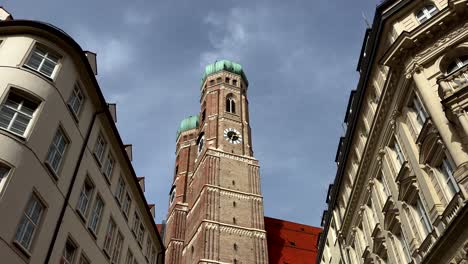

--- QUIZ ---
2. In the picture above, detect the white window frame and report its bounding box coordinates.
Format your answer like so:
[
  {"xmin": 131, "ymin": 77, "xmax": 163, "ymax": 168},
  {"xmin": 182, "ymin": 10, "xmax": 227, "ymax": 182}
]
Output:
[
  {"xmin": 14, "ymin": 194, "xmax": 45, "ymax": 251},
  {"xmin": 103, "ymin": 218, "xmax": 117, "ymax": 254},
  {"xmin": 67, "ymin": 83, "xmax": 85, "ymax": 118},
  {"xmin": 437, "ymin": 156, "xmax": 459, "ymax": 201},
  {"xmin": 122, "ymin": 191, "xmax": 132, "ymax": 218},
  {"xmin": 45, "ymin": 127, "xmax": 69, "ymax": 174},
  {"xmin": 88, "ymin": 195, "xmax": 104, "ymax": 234},
  {"xmin": 416, "ymin": 4, "xmax": 438, "ymax": 23},
  {"xmin": 94, "ymin": 133, "xmax": 107, "ymax": 164},
  {"xmin": 111, "ymin": 231, "xmax": 124, "ymax": 263},
  {"xmin": 24, "ymin": 44, "xmax": 61, "ymax": 78},
  {"xmin": 62, "ymin": 238, "xmax": 77, "ymax": 264},
  {"xmin": 115, "ymin": 177, "xmax": 126, "ymax": 204},
  {"xmin": 0, "ymin": 164, "xmax": 11, "ymax": 195},
  {"xmin": 0, "ymin": 90, "xmax": 39, "ymax": 137},
  {"xmin": 77, "ymin": 178, "xmax": 94, "ymax": 218},
  {"xmin": 102, "ymin": 153, "xmax": 115, "ymax": 181},
  {"xmin": 392, "ymin": 138, "xmax": 405, "ymax": 168},
  {"xmin": 416, "ymin": 196, "xmax": 432, "ymax": 237}
]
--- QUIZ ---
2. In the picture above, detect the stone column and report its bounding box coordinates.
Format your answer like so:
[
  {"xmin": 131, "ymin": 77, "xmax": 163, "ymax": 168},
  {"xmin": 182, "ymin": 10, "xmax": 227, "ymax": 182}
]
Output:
[
  {"xmin": 454, "ymin": 109, "xmax": 468, "ymax": 138},
  {"xmin": 412, "ymin": 70, "xmax": 468, "ymax": 167}
]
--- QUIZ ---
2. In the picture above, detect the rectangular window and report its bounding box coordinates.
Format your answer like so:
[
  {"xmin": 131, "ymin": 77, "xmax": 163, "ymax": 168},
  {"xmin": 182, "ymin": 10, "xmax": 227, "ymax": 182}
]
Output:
[
  {"xmin": 79, "ymin": 254, "xmax": 91, "ymax": 264},
  {"xmin": 103, "ymin": 218, "xmax": 116, "ymax": 254},
  {"xmin": 68, "ymin": 84, "xmax": 85, "ymax": 117},
  {"xmin": 416, "ymin": 197, "xmax": 432, "ymax": 237},
  {"xmin": 45, "ymin": 128, "xmax": 69, "ymax": 173},
  {"xmin": 132, "ymin": 212, "xmax": 140, "ymax": 235},
  {"xmin": 88, "ymin": 195, "xmax": 104, "ymax": 234},
  {"xmin": 146, "ymin": 236, "xmax": 152, "ymax": 258},
  {"xmin": 94, "ymin": 133, "xmax": 107, "ymax": 163},
  {"xmin": 25, "ymin": 44, "xmax": 60, "ymax": 78},
  {"xmin": 401, "ymin": 231, "xmax": 412, "ymax": 262},
  {"xmin": 0, "ymin": 91, "xmax": 38, "ymax": 136},
  {"xmin": 122, "ymin": 192, "xmax": 132, "ymax": 218},
  {"xmin": 0, "ymin": 164, "xmax": 10, "ymax": 194},
  {"xmin": 438, "ymin": 157, "xmax": 459, "ymax": 200},
  {"xmin": 77, "ymin": 178, "xmax": 94, "ymax": 217},
  {"xmin": 111, "ymin": 231, "xmax": 124, "ymax": 263},
  {"xmin": 15, "ymin": 194, "xmax": 45, "ymax": 251},
  {"xmin": 392, "ymin": 138, "xmax": 405, "ymax": 167},
  {"xmin": 102, "ymin": 154, "xmax": 115, "ymax": 181},
  {"xmin": 62, "ymin": 239, "xmax": 77, "ymax": 264},
  {"xmin": 412, "ymin": 95, "xmax": 427, "ymax": 129},
  {"xmin": 115, "ymin": 177, "xmax": 126, "ymax": 204},
  {"xmin": 138, "ymin": 223, "xmax": 145, "ymax": 246}
]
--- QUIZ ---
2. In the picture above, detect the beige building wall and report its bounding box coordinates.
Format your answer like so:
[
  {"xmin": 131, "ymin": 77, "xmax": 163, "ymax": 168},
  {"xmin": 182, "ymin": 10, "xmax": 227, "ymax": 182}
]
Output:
[
  {"xmin": 0, "ymin": 13, "xmax": 164, "ymax": 264},
  {"xmin": 318, "ymin": 0, "xmax": 468, "ymax": 263}
]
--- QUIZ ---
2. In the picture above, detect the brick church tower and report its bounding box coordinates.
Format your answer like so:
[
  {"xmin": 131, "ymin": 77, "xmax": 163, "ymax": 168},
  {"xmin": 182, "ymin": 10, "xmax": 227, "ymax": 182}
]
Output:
[{"xmin": 164, "ymin": 60, "xmax": 269, "ymax": 264}]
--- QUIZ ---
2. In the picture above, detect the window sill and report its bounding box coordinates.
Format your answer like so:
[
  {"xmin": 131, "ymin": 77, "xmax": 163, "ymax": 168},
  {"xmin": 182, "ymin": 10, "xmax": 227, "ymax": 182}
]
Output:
[
  {"xmin": 92, "ymin": 153, "xmax": 103, "ymax": 167},
  {"xmin": 12, "ymin": 240, "xmax": 32, "ymax": 259},
  {"xmin": 67, "ymin": 104, "xmax": 81, "ymax": 124},
  {"xmin": 21, "ymin": 65, "xmax": 55, "ymax": 83},
  {"xmin": 44, "ymin": 161, "xmax": 60, "ymax": 180},
  {"xmin": 76, "ymin": 208, "xmax": 88, "ymax": 223},
  {"xmin": 0, "ymin": 127, "xmax": 27, "ymax": 142},
  {"xmin": 87, "ymin": 227, "xmax": 98, "ymax": 240}
]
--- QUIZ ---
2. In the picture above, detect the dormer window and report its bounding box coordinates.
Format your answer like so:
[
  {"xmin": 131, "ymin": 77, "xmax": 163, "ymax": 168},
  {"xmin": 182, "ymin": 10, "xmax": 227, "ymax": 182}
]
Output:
[
  {"xmin": 447, "ymin": 55, "xmax": 468, "ymax": 74},
  {"xmin": 416, "ymin": 4, "xmax": 438, "ymax": 23}
]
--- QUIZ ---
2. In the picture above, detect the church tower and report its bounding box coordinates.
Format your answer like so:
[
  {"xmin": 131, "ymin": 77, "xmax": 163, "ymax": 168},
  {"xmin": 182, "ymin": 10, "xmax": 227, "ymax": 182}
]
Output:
[{"xmin": 164, "ymin": 60, "xmax": 268, "ymax": 264}]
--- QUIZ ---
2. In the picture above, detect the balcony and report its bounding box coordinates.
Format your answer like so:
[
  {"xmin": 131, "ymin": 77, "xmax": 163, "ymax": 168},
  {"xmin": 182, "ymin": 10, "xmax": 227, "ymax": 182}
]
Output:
[{"xmin": 438, "ymin": 64, "xmax": 468, "ymax": 99}]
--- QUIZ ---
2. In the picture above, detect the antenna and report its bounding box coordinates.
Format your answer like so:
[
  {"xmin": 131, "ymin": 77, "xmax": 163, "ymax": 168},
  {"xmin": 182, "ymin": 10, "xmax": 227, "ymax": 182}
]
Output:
[{"xmin": 361, "ymin": 11, "xmax": 371, "ymax": 28}]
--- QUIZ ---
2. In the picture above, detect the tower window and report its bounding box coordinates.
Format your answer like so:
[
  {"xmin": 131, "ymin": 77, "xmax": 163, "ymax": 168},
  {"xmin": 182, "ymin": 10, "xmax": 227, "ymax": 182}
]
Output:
[
  {"xmin": 233, "ymin": 217, "xmax": 236, "ymax": 224},
  {"xmin": 226, "ymin": 96, "xmax": 236, "ymax": 114},
  {"xmin": 209, "ymin": 80, "xmax": 215, "ymax": 86},
  {"xmin": 175, "ymin": 165, "xmax": 178, "ymax": 175},
  {"xmin": 234, "ymin": 243, "xmax": 238, "ymax": 250},
  {"xmin": 225, "ymin": 77, "xmax": 230, "ymax": 83},
  {"xmin": 232, "ymin": 79, "xmax": 238, "ymax": 86},
  {"xmin": 216, "ymin": 77, "xmax": 222, "ymax": 84},
  {"xmin": 233, "ymin": 201, "xmax": 236, "ymax": 207},
  {"xmin": 232, "ymin": 180, "xmax": 235, "ymax": 186},
  {"xmin": 416, "ymin": 4, "xmax": 438, "ymax": 23},
  {"xmin": 201, "ymin": 109, "xmax": 206, "ymax": 123}
]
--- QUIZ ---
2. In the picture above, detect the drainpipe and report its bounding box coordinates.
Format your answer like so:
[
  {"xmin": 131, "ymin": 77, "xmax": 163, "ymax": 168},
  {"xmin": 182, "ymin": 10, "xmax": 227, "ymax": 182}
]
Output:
[{"xmin": 44, "ymin": 110, "xmax": 104, "ymax": 263}]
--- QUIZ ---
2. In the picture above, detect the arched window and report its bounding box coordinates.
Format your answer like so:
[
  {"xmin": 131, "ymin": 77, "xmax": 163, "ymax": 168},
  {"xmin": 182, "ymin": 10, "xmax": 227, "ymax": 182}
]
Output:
[
  {"xmin": 169, "ymin": 186, "xmax": 176, "ymax": 204},
  {"xmin": 447, "ymin": 55, "xmax": 468, "ymax": 74},
  {"xmin": 197, "ymin": 132, "xmax": 205, "ymax": 154},
  {"xmin": 226, "ymin": 95, "xmax": 236, "ymax": 113},
  {"xmin": 416, "ymin": 4, "xmax": 438, "ymax": 23}
]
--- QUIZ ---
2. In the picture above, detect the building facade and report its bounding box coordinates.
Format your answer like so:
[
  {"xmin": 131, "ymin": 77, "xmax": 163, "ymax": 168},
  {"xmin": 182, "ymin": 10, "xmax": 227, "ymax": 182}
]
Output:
[
  {"xmin": 318, "ymin": 0, "xmax": 468, "ymax": 263},
  {"xmin": 164, "ymin": 60, "xmax": 270, "ymax": 264},
  {"xmin": 0, "ymin": 9, "xmax": 164, "ymax": 264}
]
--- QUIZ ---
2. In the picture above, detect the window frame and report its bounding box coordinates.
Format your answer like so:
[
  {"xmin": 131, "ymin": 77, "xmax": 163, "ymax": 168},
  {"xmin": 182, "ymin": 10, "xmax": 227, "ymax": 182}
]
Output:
[
  {"xmin": 0, "ymin": 88, "xmax": 40, "ymax": 138},
  {"xmin": 111, "ymin": 230, "xmax": 124, "ymax": 264},
  {"xmin": 436, "ymin": 156, "xmax": 459, "ymax": 201},
  {"xmin": 93, "ymin": 133, "xmax": 107, "ymax": 165},
  {"xmin": 225, "ymin": 96, "xmax": 236, "ymax": 114},
  {"xmin": 76, "ymin": 176, "xmax": 95, "ymax": 219},
  {"xmin": 115, "ymin": 176, "xmax": 126, "ymax": 204},
  {"xmin": 45, "ymin": 126, "xmax": 70, "ymax": 176},
  {"xmin": 102, "ymin": 153, "xmax": 115, "ymax": 182},
  {"xmin": 67, "ymin": 83, "xmax": 85, "ymax": 119},
  {"xmin": 23, "ymin": 43, "xmax": 62, "ymax": 80},
  {"xmin": 415, "ymin": 4, "xmax": 439, "ymax": 24},
  {"xmin": 14, "ymin": 192, "xmax": 46, "ymax": 254},
  {"xmin": 61, "ymin": 237, "xmax": 78, "ymax": 264},
  {"xmin": 0, "ymin": 162, "xmax": 12, "ymax": 197},
  {"xmin": 103, "ymin": 217, "xmax": 117, "ymax": 256},
  {"xmin": 88, "ymin": 194, "xmax": 104, "ymax": 235}
]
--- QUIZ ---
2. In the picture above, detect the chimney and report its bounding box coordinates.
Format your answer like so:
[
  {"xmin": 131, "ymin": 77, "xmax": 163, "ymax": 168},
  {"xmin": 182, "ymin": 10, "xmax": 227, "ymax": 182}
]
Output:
[
  {"xmin": 125, "ymin": 144, "xmax": 133, "ymax": 161},
  {"xmin": 137, "ymin": 177, "xmax": 145, "ymax": 192},
  {"xmin": 85, "ymin": 51, "xmax": 98, "ymax": 75},
  {"xmin": 0, "ymin": 7, "xmax": 13, "ymax": 21},
  {"xmin": 148, "ymin": 204, "xmax": 155, "ymax": 218},
  {"xmin": 107, "ymin": 103, "xmax": 117, "ymax": 123}
]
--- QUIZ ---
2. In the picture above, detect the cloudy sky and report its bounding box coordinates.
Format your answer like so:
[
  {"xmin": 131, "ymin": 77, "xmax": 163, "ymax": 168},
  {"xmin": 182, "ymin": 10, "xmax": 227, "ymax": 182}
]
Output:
[{"xmin": 5, "ymin": 0, "xmax": 382, "ymax": 226}]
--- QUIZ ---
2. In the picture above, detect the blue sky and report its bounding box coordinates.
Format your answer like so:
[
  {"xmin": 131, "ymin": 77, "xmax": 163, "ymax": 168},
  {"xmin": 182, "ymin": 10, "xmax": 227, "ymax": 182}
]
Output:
[{"xmin": 5, "ymin": 0, "xmax": 381, "ymax": 226}]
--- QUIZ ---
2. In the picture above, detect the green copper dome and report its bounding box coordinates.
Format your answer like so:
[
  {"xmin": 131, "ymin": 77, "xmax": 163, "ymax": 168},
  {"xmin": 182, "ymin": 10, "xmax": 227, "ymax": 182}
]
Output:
[
  {"xmin": 176, "ymin": 115, "xmax": 199, "ymax": 139},
  {"xmin": 201, "ymin": 60, "xmax": 248, "ymax": 86}
]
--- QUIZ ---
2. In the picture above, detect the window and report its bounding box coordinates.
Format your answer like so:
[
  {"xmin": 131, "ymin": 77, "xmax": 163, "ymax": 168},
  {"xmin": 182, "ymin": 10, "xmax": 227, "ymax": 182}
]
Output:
[
  {"xmin": 201, "ymin": 109, "xmax": 206, "ymax": 123},
  {"xmin": 209, "ymin": 80, "xmax": 215, "ymax": 86},
  {"xmin": 232, "ymin": 79, "xmax": 238, "ymax": 86},
  {"xmin": 447, "ymin": 55, "xmax": 468, "ymax": 74},
  {"xmin": 122, "ymin": 192, "xmax": 132, "ymax": 217},
  {"xmin": 62, "ymin": 239, "xmax": 77, "ymax": 264},
  {"xmin": 115, "ymin": 177, "xmax": 126, "ymax": 204},
  {"xmin": 24, "ymin": 44, "xmax": 60, "ymax": 78},
  {"xmin": 416, "ymin": 196, "xmax": 432, "ymax": 237},
  {"xmin": 132, "ymin": 212, "xmax": 141, "ymax": 235},
  {"xmin": 0, "ymin": 91, "xmax": 39, "ymax": 136},
  {"xmin": 88, "ymin": 195, "xmax": 104, "ymax": 234},
  {"xmin": 125, "ymin": 249, "xmax": 134, "ymax": 264},
  {"xmin": 412, "ymin": 95, "xmax": 427, "ymax": 128},
  {"xmin": 111, "ymin": 231, "xmax": 124, "ymax": 263},
  {"xmin": 170, "ymin": 187, "xmax": 176, "ymax": 204},
  {"xmin": 401, "ymin": 231, "xmax": 412, "ymax": 262},
  {"xmin": 216, "ymin": 77, "xmax": 222, "ymax": 84},
  {"xmin": 226, "ymin": 96, "xmax": 236, "ymax": 113},
  {"xmin": 15, "ymin": 194, "xmax": 45, "ymax": 251},
  {"xmin": 77, "ymin": 178, "xmax": 94, "ymax": 217},
  {"xmin": 94, "ymin": 134, "xmax": 107, "ymax": 163},
  {"xmin": 103, "ymin": 218, "xmax": 117, "ymax": 254},
  {"xmin": 138, "ymin": 223, "xmax": 145, "ymax": 246},
  {"xmin": 392, "ymin": 138, "xmax": 405, "ymax": 167},
  {"xmin": 0, "ymin": 164, "xmax": 10, "ymax": 194},
  {"xmin": 197, "ymin": 134, "xmax": 205, "ymax": 154},
  {"xmin": 146, "ymin": 236, "xmax": 152, "ymax": 258},
  {"xmin": 225, "ymin": 77, "xmax": 230, "ymax": 83},
  {"xmin": 416, "ymin": 4, "xmax": 438, "ymax": 23},
  {"xmin": 68, "ymin": 84, "xmax": 85, "ymax": 117},
  {"xmin": 102, "ymin": 154, "xmax": 115, "ymax": 181},
  {"xmin": 437, "ymin": 157, "xmax": 459, "ymax": 200},
  {"xmin": 79, "ymin": 254, "xmax": 91, "ymax": 264},
  {"xmin": 45, "ymin": 128, "xmax": 69, "ymax": 173}
]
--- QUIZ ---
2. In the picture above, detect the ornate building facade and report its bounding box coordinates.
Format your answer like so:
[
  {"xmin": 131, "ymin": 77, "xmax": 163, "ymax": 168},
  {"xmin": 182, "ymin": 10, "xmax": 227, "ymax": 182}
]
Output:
[
  {"xmin": 318, "ymin": 0, "xmax": 468, "ymax": 263},
  {"xmin": 0, "ymin": 8, "xmax": 164, "ymax": 264}
]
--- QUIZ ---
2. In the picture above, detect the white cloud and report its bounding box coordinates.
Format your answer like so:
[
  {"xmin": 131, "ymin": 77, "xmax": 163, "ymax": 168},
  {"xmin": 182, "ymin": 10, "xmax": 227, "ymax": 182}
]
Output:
[{"xmin": 72, "ymin": 27, "xmax": 134, "ymax": 74}]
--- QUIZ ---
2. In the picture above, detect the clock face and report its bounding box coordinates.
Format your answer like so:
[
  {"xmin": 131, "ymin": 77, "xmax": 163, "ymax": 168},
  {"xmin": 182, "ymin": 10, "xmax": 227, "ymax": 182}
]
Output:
[{"xmin": 224, "ymin": 128, "xmax": 242, "ymax": 144}]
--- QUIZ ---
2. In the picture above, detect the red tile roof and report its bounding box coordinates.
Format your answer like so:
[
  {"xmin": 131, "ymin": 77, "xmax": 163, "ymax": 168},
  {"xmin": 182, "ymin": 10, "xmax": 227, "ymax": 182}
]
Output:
[{"xmin": 265, "ymin": 217, "xmax": 322, "ymax": 264}]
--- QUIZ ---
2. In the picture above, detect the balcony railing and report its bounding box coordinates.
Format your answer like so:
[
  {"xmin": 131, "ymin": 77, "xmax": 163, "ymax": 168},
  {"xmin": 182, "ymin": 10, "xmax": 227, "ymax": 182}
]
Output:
[
  {"xmin": 438, "ymin": 64, "xmax": 468, "ymax": 98},
  {"xmin": 440, "ymin": 193, "xmax": 463, "ymax": 228}
]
